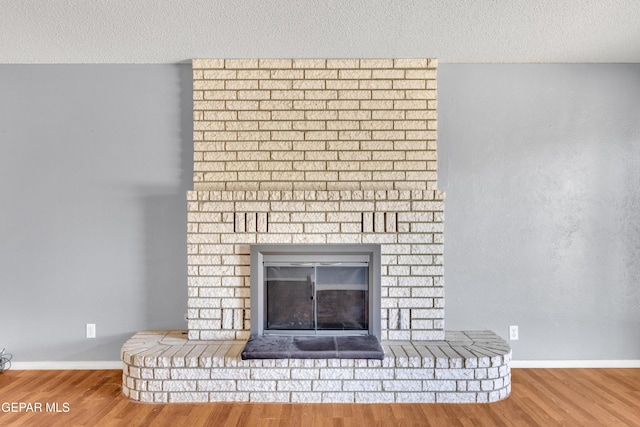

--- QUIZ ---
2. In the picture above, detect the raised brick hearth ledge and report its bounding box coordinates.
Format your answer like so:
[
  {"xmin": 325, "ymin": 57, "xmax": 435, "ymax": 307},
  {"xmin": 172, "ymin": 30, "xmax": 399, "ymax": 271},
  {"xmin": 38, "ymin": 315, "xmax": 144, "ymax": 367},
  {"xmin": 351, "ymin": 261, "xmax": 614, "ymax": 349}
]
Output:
[{"xmin": 121, "ymin": 330, "xmax": 511, "ymax": 403}]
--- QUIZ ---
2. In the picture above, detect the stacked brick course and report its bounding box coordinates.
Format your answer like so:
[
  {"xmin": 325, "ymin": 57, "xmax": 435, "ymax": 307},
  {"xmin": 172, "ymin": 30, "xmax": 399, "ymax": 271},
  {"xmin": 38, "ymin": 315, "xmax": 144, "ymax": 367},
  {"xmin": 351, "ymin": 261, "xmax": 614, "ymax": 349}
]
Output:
[
  {"xmin": 192, "ymin": 58, "xmax": 438, "ymax": 192},
  {"xmin": 187, "ymin": 189, "xmax": 444, "ymax": 341},
  {"xmin": 188, "ymin": 59, "xmax": 444, "ymax": 341}
]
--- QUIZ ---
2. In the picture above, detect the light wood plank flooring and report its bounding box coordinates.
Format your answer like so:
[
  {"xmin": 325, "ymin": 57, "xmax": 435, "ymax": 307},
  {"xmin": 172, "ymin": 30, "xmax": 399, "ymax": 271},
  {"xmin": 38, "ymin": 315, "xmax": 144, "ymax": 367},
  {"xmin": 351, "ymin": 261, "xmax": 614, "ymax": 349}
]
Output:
[{"xmin": 0, "ymin": 368, "xmax": 638, "ymax": 426}]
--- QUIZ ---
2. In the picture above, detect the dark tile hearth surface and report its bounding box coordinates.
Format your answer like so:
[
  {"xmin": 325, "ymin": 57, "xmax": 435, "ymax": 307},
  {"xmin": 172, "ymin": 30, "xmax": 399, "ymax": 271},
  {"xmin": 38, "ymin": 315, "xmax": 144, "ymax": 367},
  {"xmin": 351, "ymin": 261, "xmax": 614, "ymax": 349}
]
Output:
[{"xmin": 241, "ymin": 335, "xmax": 385, "ymax": 360}]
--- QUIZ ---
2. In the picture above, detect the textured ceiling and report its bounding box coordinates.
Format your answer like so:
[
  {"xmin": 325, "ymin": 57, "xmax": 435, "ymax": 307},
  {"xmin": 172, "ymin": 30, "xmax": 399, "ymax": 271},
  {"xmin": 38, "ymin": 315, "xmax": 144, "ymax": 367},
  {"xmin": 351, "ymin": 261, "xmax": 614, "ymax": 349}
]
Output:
[{"xmin": 2, "ymin": 0, "xmax": 639, "ymax": 64}]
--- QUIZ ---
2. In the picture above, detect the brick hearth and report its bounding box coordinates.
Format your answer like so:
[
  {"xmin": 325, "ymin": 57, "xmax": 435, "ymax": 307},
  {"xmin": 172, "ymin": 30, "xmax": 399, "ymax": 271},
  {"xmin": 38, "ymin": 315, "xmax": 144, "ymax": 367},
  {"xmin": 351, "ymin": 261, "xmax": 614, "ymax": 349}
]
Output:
[{"xmin": 122, "ymin": 330, "xmax": 510, "ymax": 403}]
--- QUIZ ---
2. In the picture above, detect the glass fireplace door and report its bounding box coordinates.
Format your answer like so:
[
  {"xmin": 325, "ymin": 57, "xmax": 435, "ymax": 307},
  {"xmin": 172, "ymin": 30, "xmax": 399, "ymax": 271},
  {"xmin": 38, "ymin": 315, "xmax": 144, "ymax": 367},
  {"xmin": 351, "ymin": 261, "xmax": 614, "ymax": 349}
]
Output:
[
  {"xmin": 264, "ymin": 265, "xmax": 315, "ymax": 330},
  {"xmin": 315, "ymin": 265, "xmax": 368, "ymax": 331},
  {"xmin": 264, "ymin": 260, "xmax": 369, "ymax": 335}
]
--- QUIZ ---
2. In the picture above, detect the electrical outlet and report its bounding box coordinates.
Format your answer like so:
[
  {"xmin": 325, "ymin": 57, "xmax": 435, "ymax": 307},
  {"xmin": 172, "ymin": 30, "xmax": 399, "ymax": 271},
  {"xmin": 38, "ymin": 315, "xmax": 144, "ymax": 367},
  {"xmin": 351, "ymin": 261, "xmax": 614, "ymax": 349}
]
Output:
[
  {"xmin": 86, "ymin": 323, "xmax": 96, "ymax": 339},
  {"xmin": 509, "ymin": 325, "xmax": 519, "ymax": 341}
]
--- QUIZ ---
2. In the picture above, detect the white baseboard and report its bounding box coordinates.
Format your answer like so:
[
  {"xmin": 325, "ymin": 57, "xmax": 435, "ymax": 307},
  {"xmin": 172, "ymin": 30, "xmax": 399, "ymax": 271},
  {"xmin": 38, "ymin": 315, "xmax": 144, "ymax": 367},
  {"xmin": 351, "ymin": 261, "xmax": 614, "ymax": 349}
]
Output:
[
  {"xmin": 511, "ymin": 360, "xmax": 640, "ymax": 368},
  {"xmin": 7, "ymin": 360, "xmax": 640, "ymax": 370},
  {"xmin": 9, "ymin": 361, "xmax": 123, "ymax": 370}
]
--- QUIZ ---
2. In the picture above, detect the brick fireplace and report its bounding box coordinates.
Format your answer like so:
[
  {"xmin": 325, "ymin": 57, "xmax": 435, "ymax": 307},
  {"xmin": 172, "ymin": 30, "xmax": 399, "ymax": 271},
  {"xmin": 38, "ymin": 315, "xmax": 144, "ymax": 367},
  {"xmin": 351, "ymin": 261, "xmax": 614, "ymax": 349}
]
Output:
[
  {"xmin": 187, "ymin": 58, "xmax": 444, "ymax": 342},
  {"xmin": 121, "ymin": 59, "xmax": 511, "ymax": 403}
]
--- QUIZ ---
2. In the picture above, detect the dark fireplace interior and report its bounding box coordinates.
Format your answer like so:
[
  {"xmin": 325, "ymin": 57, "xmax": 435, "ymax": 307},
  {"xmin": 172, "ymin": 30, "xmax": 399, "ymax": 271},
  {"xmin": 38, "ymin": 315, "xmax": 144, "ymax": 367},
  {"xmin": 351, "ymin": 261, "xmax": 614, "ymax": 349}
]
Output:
[{"xmin": 265, "ymin": 264, "xmax": 369, "ymax": 332}]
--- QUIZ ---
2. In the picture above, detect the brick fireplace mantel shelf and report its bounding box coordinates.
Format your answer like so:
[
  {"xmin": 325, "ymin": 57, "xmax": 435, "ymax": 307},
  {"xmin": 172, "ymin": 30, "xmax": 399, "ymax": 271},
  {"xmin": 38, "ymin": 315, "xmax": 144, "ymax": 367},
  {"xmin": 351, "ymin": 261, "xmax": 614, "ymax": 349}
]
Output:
[{"xmin": 121, "ymin": 330, "xmax": 511, "ymax": 404}]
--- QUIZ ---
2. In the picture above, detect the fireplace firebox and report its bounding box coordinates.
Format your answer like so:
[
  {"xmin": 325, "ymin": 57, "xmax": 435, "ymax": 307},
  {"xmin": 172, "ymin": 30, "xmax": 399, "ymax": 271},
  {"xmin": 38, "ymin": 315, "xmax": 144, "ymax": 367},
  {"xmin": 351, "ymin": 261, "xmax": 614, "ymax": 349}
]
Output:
[{"xmin": 250, "ymin": 244, "xmax": 381, "ymax": 340}]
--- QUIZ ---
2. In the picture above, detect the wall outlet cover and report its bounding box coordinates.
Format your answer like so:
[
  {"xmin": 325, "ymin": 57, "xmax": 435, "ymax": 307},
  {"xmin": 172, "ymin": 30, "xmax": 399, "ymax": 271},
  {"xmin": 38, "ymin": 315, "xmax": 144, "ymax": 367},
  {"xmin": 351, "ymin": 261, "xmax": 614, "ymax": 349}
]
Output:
[
  {"xmin": 86, "ymin": 323, "xmax": 96, "ymax": 339},
  {"xmin": 509, "ymin": 325, "xmax": 519, "ymax": 340}
]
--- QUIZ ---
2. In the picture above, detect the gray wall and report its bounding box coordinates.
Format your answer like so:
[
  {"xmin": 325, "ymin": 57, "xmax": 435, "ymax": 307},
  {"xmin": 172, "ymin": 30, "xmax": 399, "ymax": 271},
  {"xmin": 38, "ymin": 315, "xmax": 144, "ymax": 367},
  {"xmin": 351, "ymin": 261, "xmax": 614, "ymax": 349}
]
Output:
[
  {"xmin": 439, "ymin": 64, "xmax": 640, "ymax": 360},
  {"xmin": 1, "ymin": 64, "xmax": 639, "ymax": 361},
  {"xmin": 0, "ymin": 65, "xmax": 193, "ymax": 361}
]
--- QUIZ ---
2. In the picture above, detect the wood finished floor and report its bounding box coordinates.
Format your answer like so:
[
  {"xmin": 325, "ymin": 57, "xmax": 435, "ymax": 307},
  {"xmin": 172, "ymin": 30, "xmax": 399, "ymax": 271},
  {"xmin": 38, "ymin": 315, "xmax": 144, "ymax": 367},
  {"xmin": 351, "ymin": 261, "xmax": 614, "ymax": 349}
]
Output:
[{"xmin": 0, "ymin": 368, "xmax": 639, "ymax": 426}]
